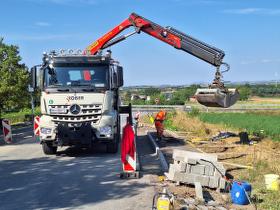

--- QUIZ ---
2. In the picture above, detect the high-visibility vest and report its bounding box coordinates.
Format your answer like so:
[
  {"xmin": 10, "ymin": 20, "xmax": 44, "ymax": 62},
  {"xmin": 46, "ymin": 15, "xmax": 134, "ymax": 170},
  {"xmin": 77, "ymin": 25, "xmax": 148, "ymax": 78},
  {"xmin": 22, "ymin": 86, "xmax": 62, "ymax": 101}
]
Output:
[{"xmin": 155, "ymin": 111, "xmax": 166, "ymax": 121}]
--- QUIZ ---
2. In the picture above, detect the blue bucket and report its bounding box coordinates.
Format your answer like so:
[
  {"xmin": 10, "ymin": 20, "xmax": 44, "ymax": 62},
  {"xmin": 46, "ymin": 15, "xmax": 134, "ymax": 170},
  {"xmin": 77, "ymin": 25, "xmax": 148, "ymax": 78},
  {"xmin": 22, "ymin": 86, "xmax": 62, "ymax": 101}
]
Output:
[{"xmin": 231, "ymin": 181, "xmax": 252, "ymax": 205}]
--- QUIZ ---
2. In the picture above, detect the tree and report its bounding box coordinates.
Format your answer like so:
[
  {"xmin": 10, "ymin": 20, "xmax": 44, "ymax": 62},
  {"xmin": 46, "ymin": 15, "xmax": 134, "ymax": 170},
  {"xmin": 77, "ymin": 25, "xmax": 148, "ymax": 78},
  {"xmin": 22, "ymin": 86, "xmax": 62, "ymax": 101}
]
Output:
[
  {"xmin": 167, "ymin": 86, "xmax": 197, "ymax": 105},
  {"xmin": 143, "ymin": 87, "xmax": 161, "ymax": 96},
  {"xmin": 238, "ymin": 86, "xmax": 251, "ymax": 101},
  {"xmin": 0, "ymin": 38, "xmax": 30, "ymax": 117}
]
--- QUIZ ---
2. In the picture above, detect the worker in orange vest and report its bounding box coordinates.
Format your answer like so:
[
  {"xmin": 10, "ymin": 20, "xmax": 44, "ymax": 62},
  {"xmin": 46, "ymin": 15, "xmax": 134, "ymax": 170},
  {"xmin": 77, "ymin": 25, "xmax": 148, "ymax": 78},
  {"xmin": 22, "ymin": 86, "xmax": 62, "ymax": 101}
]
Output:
[{"xmin": 154, "ymin": 110, "xmax": 167, "ymax": 141}]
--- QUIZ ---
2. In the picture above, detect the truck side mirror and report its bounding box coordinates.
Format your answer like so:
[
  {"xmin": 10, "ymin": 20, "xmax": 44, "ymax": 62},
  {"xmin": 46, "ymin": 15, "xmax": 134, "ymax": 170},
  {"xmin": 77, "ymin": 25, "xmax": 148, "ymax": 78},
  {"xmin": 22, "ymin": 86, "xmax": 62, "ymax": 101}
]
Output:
[
  {"xmin": 113, "ymin": 72, "xmax": 118, "ymax": 88},
  {"xmin": 117, "ymin": 66, "xmax": 124, "ymax": 87},
  {"xmin": 31, "ymin": 66, "xmax": 37, "ymax": 89},
  {"xmin": 31, "ymin": 65, "xmax": 41, "ymax": 90}
]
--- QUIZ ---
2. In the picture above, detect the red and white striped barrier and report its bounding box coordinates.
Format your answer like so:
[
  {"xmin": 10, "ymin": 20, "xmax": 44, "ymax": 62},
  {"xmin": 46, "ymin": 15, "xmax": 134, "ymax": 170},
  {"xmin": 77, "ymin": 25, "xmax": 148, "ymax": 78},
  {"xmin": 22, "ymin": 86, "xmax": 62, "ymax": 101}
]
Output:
[
  {"xmin": 120, "ymin": 122, "xmax": 139, "ymax": 178},
  {"xmin": 123, "ymin": 150, "xmax": 136, "ymax": 172},
  {"xmin": 2, "ymin": 119, "xmax": 12, "ymax": 143},
  {"xmin": 34, "ymin": 116, "xmax": 40, "ymax": 136}
]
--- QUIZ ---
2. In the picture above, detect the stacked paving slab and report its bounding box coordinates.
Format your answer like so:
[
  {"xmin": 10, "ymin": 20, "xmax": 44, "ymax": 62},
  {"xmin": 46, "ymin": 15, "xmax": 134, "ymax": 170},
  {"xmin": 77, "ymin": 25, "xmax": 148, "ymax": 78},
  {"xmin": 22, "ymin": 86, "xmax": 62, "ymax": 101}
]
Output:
[{"xmin": 165, "ymin": 149, "xmax": 226, "ymax": 189}]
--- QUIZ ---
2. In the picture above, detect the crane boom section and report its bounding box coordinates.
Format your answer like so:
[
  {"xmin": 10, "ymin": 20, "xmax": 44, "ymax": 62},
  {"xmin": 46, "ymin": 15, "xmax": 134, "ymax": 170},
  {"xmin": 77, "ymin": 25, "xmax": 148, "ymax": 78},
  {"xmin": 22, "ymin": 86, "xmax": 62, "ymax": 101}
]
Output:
[{"xmin": 86, "ymin": 13, "xmax": 225, "ymax": 67}]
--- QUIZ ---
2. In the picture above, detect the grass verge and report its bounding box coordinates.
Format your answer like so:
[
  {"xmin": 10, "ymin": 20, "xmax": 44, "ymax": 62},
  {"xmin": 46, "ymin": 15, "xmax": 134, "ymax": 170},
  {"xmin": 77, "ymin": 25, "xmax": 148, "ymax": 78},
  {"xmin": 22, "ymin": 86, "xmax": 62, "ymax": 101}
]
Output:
[{"xmin": 199, "ymin": 112, "xmax": 280, "ymax": 141}]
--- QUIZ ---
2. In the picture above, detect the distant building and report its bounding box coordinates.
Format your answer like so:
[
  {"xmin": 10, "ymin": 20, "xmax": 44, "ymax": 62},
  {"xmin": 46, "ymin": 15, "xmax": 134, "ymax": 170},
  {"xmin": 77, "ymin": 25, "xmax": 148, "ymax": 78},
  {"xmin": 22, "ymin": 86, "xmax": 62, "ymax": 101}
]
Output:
[
  {"xmin": 131, "ymin": 94, "xmax": 147, "ymax": 101},
  {"xmin": 162, "ymin": 91, "xmax": 174, "ymax": 101}
]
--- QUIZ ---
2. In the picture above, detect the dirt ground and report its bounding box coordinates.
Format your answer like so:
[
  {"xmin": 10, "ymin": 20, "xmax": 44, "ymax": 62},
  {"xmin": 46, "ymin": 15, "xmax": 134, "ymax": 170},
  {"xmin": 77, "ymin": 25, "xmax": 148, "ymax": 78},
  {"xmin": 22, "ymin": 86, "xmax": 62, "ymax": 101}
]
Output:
[
  {"xmin": 155, "ymin": 131, "xmax": 280, "ymax": 209},
  {"xmin": 140, "ymin": 113, "xmax": 280, "ymax": 210}
]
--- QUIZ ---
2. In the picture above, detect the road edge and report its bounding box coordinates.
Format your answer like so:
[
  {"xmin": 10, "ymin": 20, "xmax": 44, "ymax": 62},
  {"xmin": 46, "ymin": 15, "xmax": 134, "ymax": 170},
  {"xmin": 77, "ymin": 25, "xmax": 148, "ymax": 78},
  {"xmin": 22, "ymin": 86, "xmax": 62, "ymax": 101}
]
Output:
[{"xmin": 147, "ymin": 131, "xmax": 169, "ymax": 172}]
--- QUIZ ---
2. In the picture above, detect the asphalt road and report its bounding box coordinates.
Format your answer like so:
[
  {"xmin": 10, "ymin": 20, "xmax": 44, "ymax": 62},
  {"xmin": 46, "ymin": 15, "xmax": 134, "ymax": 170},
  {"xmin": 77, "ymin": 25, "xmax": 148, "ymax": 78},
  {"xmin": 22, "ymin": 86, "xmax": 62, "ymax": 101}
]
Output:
[{"xmin": 0, "ymin": 124, "xmax": 161, "ymax": 210}]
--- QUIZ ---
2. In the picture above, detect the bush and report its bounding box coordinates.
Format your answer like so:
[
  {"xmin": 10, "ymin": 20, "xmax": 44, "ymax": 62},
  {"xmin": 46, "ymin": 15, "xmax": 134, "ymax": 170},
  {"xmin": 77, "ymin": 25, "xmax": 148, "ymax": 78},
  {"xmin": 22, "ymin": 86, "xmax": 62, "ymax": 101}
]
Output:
[
  {"xmin": 2, "ymin": 107, "xmax": 41, "ymax": 124},
  {"xmin": 164, "ymin": 111, "xmax": 178, "ymax": 131}
]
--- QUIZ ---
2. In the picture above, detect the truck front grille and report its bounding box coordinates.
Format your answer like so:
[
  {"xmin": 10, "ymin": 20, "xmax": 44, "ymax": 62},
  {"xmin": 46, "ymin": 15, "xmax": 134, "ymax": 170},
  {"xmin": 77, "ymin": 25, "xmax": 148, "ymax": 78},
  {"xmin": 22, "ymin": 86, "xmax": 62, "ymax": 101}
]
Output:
[{"xmin": 49, "ymin": 104, "xmax": 102, "ymax": 124}]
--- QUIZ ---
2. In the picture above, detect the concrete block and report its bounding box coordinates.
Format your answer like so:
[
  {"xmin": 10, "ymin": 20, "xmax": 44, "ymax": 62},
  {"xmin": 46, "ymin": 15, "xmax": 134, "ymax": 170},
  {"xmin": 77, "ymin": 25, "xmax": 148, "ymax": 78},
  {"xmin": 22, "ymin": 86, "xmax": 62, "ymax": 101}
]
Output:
[
  {"xmin": 186, "ymin": 158, "xmax": 197, "ymax": 165},
  {"xmin": 183, "ymin": 173, "xmax": 197, "ymax": 183},
  {"xmin": 174, "ymin": 155, "xmax": 184, "ymax": 161},
  {"xmin": 165, "ymin": 171, "xmax": 175, "ymax": 181},
  {"xmin": 219, "ymin": 178, "xmax": 226, "ymax": 190},
  {"xmin": 186, "ymin": 164, "xmax": 191, "ymax": 173},
  {"xmin": 191, "ymin": 165, "xmax": 205, "ymax": 175},
  {"xmin": 179, "ymin": 162, "xmax": 187, "ymax": 172},
  {"xmin": 194, "ymin": 182, "xmax": 204, "ymax": 202},
  {"xmin": 204, "ymin": 165, "xmax": 214, "ymax": 176},
  {"xmin": 169, "ymin": 164, "xmax": 176, "ymax": 173},
  {"xmin": 173, "ymin": 161, "xmax": 187, "ymax": 172},
  {"xmin": 213, "ymin": 162, "xmax": 226, "ymax": 175},
  {"xmin": 173, "ymin": 149, "xmax": 218, "ymax": 162},
  {"xmin": 194, "ymin": 175, "xmax": 210, "ymax": 186},
  {"xmin": 165, "ymin": 164, "xmax": 176, "ymax": 180},
  {"xmin": 173, "ymin": 171, "xmax": 185, "ymax": 182},
  {"xmin": 198, "ymin": 159, "xmax": 214, "ymax": 166},
  {"xmin": 198, "ymin": 160, "xmax": 226, "ymax": 175},
  {"xmin": 214, "ymin": 168, "xmax": 226, "ymax": 179},
  {"xmin": 209, "ymin": 177, "xmax": 219, "ymax": 188}
]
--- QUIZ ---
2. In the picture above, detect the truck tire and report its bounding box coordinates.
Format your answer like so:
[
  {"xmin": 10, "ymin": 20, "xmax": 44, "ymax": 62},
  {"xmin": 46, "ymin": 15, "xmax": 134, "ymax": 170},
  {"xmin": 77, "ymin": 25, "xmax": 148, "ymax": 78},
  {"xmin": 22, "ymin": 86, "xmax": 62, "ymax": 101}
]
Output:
[
  {"xmin": 42, "ymin": 142, "xmax": 57, "ymax": 155},
  {"xmin": 106, "ymin": 131, "xmax": 120, "ymax": 153}
]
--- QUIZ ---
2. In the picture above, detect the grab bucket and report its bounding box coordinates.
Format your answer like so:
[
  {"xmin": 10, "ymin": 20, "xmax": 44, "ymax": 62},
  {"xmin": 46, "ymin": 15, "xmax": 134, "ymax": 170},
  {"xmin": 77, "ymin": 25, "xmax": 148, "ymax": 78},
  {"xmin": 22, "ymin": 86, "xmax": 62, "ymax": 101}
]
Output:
[
  {"xmin": 264, "ymin": 174, "xmax": 279, "ymax": 191},
  {"xmin": 195, "ymin": 88, "xmax": 239, "ymax": 108}
]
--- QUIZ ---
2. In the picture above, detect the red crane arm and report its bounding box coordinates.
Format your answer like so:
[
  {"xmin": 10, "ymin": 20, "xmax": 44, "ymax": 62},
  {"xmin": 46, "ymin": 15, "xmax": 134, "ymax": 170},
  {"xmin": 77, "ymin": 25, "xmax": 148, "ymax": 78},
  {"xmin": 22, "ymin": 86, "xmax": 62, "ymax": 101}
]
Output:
[
  {"xmin": 86, "ymin": 13, "xmax": 181, "ymax": 55},
  {"xmin": 86, "ymin": 13, "xmax": 225, "ymax": 67},
  {"xmin": 86, "ymin": 18, "xmax": 133, "ymax": 55}
]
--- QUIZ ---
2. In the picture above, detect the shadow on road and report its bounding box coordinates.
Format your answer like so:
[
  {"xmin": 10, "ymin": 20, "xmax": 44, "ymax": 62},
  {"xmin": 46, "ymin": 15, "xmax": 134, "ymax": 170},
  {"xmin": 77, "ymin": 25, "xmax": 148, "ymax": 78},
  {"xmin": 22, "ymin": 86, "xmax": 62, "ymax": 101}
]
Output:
[
  {"xmin": 136, "ymin": 133, "xmax": 162, "ymax": 175},
  {"xmin": 0, "ymin": 147, "xmax": 150, "ymax": 210}
]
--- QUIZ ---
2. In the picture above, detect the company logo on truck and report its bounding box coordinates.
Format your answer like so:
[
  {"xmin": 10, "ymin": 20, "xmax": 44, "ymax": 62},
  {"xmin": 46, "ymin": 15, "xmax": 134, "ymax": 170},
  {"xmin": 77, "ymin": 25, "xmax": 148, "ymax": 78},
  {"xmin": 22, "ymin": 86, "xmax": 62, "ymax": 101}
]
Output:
[
  {"xmin": 69, "ymin": 104, "xmax": 81, "ymax": 115},
  {"xmin": 66, "ymin": 96, "xmax": 84, "ymax": 102}
]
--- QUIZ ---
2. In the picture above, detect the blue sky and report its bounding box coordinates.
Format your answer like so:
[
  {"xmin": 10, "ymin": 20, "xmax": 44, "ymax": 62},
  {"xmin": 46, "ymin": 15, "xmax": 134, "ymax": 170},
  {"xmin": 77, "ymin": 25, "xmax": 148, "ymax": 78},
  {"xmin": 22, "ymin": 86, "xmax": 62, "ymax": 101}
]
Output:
[{"xmin": 1, "ymin": 0, "xmax": 280, "ymax": 86}]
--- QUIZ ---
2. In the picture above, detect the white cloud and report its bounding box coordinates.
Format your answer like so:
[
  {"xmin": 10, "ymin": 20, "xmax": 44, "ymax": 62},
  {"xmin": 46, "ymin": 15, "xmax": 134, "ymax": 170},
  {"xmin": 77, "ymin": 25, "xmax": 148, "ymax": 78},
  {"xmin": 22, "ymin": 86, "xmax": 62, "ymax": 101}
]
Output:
[
  {"xmin": 223, "ymin": 8, "xmax": 280, "ymax": 16},
  {"xmin": 241, "ymin": 58, "xmax": 280, "ymax": 65},
  {"xmin": 35, "ymin": 22, "xmax": 51, "ymax": 27},
  {"xmin": 261, "ymin": 59, "xmax": 280, "ymax": 63}
]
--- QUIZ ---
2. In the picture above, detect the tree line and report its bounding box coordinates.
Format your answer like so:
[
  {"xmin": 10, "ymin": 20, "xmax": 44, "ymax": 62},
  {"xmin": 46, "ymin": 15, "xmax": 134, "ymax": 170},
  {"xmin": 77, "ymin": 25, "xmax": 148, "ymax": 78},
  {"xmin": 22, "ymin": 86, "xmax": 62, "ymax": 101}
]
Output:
[
  {"xmin": 0, "ymin": 38, "xmax": 30, "ymax": 118},
  {"xmin": 123, "ymin": 84, "xmax": 280, "ymax": 105}
]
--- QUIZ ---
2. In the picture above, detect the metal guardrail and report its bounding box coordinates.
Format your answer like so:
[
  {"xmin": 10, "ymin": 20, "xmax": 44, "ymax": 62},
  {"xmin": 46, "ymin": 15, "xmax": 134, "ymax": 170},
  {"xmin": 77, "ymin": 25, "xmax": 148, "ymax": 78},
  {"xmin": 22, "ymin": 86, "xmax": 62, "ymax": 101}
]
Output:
[
  {"xmin": 132, "ymin": 104, "xmax": 280, "ymax": 113},
  {"xmin": 132, "ymin": 105, "xmax": 188, "ymax": 112}
]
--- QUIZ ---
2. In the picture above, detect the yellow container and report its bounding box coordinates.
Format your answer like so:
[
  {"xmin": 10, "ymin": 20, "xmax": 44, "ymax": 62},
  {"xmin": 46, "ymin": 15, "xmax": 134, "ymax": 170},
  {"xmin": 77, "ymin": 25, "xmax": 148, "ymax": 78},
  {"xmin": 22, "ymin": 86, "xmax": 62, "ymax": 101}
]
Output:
[
  {"xmin": 264, "ymin": 174, "xmax": 279, "ymax": 191},
  {"xmin": 157, "ymin": 196, "xmax": 171, "ymax": 210}
]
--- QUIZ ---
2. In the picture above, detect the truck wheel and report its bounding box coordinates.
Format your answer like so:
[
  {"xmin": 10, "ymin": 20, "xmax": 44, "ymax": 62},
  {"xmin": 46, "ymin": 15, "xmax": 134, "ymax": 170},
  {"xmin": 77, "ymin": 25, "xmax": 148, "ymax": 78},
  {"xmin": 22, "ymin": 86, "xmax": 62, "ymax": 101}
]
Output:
[{"xmin": 42, "ymin": 142, "xmax": 57, "ymax": 155}]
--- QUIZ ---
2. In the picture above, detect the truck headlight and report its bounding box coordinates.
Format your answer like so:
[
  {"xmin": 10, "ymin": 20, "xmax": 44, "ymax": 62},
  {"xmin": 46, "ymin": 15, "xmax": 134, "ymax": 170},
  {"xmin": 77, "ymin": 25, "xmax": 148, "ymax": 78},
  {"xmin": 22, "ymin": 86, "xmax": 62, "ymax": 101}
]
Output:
[
  {"xmin": 41, "ymin": 127, "xmax": 52, "ymax": 134},
  {"xmin": 100, "ymin": 126, "xmax": 112, "ymax": 136}
]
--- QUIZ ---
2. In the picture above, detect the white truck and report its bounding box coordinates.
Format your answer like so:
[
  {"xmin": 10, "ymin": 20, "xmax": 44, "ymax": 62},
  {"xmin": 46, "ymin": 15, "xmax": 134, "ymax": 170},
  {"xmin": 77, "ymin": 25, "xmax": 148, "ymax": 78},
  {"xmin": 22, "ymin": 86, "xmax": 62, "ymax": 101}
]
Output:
[{"xmin": 31, "ymin": 51, "xmax": 126, "ymax": 154}]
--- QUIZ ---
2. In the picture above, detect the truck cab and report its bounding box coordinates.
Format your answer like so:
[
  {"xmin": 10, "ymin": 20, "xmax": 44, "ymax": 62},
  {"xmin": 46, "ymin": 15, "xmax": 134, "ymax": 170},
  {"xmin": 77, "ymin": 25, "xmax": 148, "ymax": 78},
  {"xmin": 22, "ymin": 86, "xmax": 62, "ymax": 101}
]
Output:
[{"xmin": 31, "ymin": 50, "xmax": 124, "ymax": 155}]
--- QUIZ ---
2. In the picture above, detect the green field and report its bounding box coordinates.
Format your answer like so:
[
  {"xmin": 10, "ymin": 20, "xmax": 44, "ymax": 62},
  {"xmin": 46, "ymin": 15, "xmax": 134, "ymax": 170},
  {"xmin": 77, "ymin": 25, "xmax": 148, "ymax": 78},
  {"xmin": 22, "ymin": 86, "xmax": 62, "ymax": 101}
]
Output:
[{"xmin": 199, "ymin": 112, "xmax": 280, "ymax": 141}]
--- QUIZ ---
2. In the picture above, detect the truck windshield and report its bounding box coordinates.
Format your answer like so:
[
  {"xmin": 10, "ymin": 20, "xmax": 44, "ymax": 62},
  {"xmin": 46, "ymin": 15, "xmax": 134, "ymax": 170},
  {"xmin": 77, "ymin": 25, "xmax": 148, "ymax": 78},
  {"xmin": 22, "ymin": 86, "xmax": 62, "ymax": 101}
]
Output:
[{"xmin": 45, "ymin": 66, "xmax": 108, "ymax": 88}]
